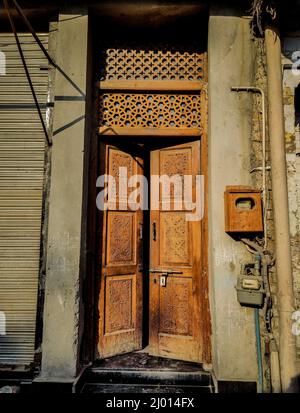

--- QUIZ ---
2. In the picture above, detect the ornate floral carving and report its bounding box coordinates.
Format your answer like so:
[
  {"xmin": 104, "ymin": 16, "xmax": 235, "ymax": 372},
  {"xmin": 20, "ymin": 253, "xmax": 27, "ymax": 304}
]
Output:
[
  {"xmin": 109, "ymin": 150, "xmax": 134, "ymax": 201},
  {"xmin": 108, "ymin": 214, "xmax": 134, "ymax": 264},
  {"xmin": 105, "ymin": 278, "xmax": 132, "ymax": 333},
  {"xmin": 160, "ymin": 279, "xmax": 191, "ymax": 336},
  {"xmin": 161, "ymin": 151, "xmax": 191, "ymax": 177},
  {"xmin": 110, "ymin": 151, "xmax": 133, "ymax": 179},
  {"xmin": 161, "ymin": 213, "xmax": 190, "ymax": 264}
]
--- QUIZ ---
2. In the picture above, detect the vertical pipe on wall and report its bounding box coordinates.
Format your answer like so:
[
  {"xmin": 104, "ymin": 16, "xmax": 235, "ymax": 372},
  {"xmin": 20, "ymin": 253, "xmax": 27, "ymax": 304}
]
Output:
[
  {"xmin": 255, "ymin": 308, "xmax": 263, "ymax": 393},
  {"xmin": 265, "ymin": 25, "xmax": 299, "ymax": 393},
  {"xmin": 270, "ymin": 338, "xmax": 282, "ymax": 392}
]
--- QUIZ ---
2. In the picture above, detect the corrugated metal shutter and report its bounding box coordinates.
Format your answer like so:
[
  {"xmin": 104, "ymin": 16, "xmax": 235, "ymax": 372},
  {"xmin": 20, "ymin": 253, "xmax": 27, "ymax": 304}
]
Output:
[{"xmin": 0, "ymin": 33, "xmax": 48, "ymax": 366}]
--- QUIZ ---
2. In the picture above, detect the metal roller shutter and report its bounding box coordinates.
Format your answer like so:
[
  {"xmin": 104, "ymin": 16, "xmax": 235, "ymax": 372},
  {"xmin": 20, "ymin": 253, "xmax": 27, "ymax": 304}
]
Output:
[{"xmin": 0, "ymin": 33, "xmax": 48, "ymax": 366}]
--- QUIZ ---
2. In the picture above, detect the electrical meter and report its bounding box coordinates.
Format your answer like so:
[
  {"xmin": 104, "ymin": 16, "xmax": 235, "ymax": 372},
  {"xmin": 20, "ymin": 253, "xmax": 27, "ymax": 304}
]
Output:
[{"xmin": 236, "ymin": 263, "xmax": 265, "ymax": 307}]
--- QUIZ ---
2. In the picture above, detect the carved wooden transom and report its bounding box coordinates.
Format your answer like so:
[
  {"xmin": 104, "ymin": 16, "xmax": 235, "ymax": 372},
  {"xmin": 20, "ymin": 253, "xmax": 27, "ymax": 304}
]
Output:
[
  {"xmin": 99, "ymin": 93, "xmax": 201, "ymax": 129},
  {"xmin": 100, "ymin": 45, "xmax": 205, "ymax": 82},
  {"xmin": 98, "ymin": 43, "xmax": 207, "ymax": 136}
]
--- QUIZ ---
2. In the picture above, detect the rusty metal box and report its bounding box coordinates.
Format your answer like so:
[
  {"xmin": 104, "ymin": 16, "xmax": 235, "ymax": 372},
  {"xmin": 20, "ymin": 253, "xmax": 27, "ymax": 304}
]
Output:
[{"xmin": 224, "ymin": 186, "xmax": 263, "ymax": 233}]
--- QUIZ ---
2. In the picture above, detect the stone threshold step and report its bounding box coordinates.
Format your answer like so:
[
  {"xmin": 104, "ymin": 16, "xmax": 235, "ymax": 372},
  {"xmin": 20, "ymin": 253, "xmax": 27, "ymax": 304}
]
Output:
[
  {"xmin": 85, "ymin": 367, "xmax": 212, "ymax": 386},
  {"xmin": 81, "ymin": 382, "xmax": 214, "ymax": 393}
]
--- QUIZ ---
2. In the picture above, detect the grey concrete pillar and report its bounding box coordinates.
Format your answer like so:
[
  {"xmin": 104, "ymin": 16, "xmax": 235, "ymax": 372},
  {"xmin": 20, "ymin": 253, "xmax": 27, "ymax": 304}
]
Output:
[
  {"xmin": 208, "ymin": 11, "xmax": 258, "ymax": 382},
  {"xmin": 39, "ymin": 10, "xmax": 89, "ymax": 381},
  {"xmin": 265, "ymin": 26, "xmax": 298, "ymax": 392}
]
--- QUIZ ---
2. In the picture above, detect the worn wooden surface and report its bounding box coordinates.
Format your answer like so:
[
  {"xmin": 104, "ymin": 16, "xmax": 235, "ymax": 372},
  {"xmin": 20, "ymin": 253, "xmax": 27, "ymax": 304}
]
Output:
[
  {"xmin": 97, "ymin": 43, "xmax": 211, "ymax": 363},
  {"xmin": 99, "ymin": 126, "xmax": 202, "ymax": 137},
  {"xmin": 199, "ymin": 83, "xmax": 211, "ymax": 363},
  {"xmin": 99, "ymin": 80, "xmax": 205, "ymax": 91},
  {"xmin": 224, "ymin": 186, "xmax": 263, "ymax": 233},
  {"xmin": 149, "ymin": 140, "xmax": 203, "ymax": 363},
  {"xmin": 98, "ymin": 142, "xmax": 144, "ymax": 358}
]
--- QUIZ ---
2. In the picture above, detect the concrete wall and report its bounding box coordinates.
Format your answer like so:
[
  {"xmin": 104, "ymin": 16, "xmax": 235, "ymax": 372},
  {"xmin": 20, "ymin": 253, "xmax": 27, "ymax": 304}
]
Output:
[
  {"xmin": 208, "ymin": 10, "xmax": 258, "ymax": 382},
  {"xmin": 39, "ymin": 9, "xmax": 89, "ymax": 380},
  {"xmin": 282, "ymin": 37, "xmax": 300, "ymax": 359}
]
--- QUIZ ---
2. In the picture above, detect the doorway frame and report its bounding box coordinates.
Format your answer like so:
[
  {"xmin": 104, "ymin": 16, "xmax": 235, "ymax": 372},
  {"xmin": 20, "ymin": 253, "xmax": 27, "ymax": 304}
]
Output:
[
  {"xmin": 81, "ymin": 36, "xmax": 211, "ymax": 368},
  {"xmin": 93, "ymin": 113, "xmax": 211, "ymax": 365}
]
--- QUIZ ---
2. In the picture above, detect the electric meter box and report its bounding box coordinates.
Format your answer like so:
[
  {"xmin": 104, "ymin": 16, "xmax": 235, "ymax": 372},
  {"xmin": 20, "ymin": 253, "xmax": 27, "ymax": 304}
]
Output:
[
  {"xmin": 224, "ymin": 186, "xmax": 263, "ymax": 233},
  {"xmin": 236, "ymin": 275, "xmax": 265, "ymax": 307}
]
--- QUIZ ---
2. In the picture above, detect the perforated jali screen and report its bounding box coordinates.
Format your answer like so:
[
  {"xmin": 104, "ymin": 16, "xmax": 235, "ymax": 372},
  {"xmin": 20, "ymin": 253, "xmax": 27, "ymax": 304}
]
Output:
[
  {"xmin": 99, "ymin": 45, "xmax": 205, "ymax": 82},
  {"xmin": 98, "ymin": 43, "xmax": 207, "ymax": 136}
]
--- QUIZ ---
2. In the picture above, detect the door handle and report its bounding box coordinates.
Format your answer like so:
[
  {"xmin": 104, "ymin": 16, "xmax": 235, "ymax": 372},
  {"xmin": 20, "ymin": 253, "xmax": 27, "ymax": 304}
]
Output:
[
  {"xmin": 138, "ymin": 223, "xmax": 143, "ymax": 271},
  {"xmin": 149, "ymin": 269, "xmax": 183, "ymax": 274},
  {"xmin": 152, "ymin": 222, "xmax": 156, "ymax": 241},
  {"xmin": 149, "ymin": 269, "xmax": 183, "ymax": 286},
  {"xmin": 139, "ymin": 223, "xmax": 143, "ymax": 240}
]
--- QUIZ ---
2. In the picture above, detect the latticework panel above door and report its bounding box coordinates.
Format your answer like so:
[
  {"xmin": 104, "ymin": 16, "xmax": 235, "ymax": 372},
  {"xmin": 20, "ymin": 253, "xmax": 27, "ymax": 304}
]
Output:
[
  {"xmin": 98, "ymin": 43, "xmax": 207, "ymax": 136},
  {"xmin": 99, "ymin": 93, "xmax": 201, "ymax": 129},
  {"xmin": 100, "ymin": 46, "xmax": 206, "ymax": 82}
]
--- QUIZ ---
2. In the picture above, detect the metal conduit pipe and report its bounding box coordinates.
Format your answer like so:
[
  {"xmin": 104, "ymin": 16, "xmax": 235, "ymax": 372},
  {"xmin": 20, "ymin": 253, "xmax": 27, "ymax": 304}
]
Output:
[
  {"xmin": 265, "ymin": 25, "xmax": 299, "ymax": 393},
  {"xmin": 231, "ymin": 86, "xmax": 267, "ymax": 251},
  {"xmin": 241, "ymin": 238, "xmax": 281, "ymax": 392},
  {"xmin": 230, "ymin": 86, "xmax": 280, "ymax": 392},
  {"xmin": 255, "ymin": 307, "xmax": 263, "ymax": 393}
]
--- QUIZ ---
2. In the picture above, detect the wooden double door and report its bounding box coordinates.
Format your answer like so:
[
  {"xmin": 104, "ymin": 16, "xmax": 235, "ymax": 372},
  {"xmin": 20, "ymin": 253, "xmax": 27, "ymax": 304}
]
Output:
[{"xmin": 98, "ymin": 138, "xmax": 207, "ymax": 363}]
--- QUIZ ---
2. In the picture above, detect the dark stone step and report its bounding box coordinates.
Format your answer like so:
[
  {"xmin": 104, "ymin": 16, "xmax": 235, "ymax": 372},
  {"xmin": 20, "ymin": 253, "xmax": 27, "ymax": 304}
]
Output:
[
  {"xmin": 22, "ymin": 380, "xmax": 74, "ymax": 394},
  {"xmin": 92, "ymin": 353, "xmax": 206, "ymax": 372},
  {"xmin": 81, "ymin": 383, "xmax": 213, "ymax": 393},
  {"xmin": 76, "ymin": 353, "xmax": 214, "ymax": 393},
  {"xmin": 85, "ymin": 367, "xmax": 212, "ymax": 386}
]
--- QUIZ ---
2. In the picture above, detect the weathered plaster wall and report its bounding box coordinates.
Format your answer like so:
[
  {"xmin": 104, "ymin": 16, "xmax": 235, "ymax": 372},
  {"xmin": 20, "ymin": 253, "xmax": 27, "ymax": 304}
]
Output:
[
  {"xmin": 282, "ymin": 36, "xmax": 300, "ymax": 359},
  {"xmin": 34, "ymin": 18, "xmax": 58, "ymax": 363},
  {"xmin": 208, "ymin": 11, "xmax": 258, "ymax": 381},
  {"xmin": 38, "ymin": 9, "xmax": 89, "ymax": 380},
  {"xmin": 249, "ymin": 37, "xmax": 277, "ymax": 392}
]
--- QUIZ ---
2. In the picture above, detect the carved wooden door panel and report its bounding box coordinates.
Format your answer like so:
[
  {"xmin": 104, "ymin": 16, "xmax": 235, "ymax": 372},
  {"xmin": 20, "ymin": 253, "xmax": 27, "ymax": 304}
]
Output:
[
  {"xmin": 98, "ymin": 141, "xmax": 144, "ymax": 358},
  {"xmin": 149, "ymin": 140, "xmax": 203, "ymax": 362},
  {"xmin": 97, "ymin": 41, "xmax": 210, "ymax": 361}
]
